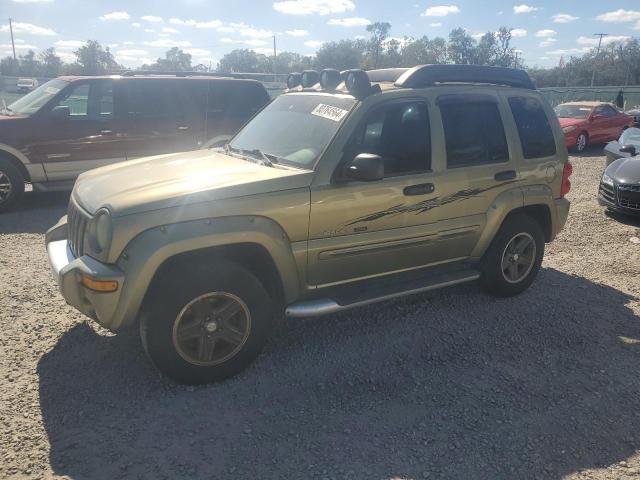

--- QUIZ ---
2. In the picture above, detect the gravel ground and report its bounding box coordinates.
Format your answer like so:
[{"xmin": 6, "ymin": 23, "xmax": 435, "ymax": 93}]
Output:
[{"xmin": 1, "ymin": 152, "xmax": 640, "ymax": 480}]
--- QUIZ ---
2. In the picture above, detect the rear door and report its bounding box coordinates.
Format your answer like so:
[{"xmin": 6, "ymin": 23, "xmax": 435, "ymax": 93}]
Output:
[
  {"xmin": 33, "ymin": 79, "xmax": 126, "ymax": 181},
  {"xmin": 119, "ymin": 79, "xmax": 197, "ymax": 159}
]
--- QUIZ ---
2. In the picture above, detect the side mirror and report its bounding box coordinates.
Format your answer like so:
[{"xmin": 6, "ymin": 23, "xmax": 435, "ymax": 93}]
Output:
[
  {"xmin": 347, "ymin": 153, "xmax": 385, "ymax": 181},
  {"xmin": 620, "ymin": 144, "xmax": 637, "ymax": 155},
  {"xmin": 49, "ymin": 105, "xmax": 70, "ymax": 120}
]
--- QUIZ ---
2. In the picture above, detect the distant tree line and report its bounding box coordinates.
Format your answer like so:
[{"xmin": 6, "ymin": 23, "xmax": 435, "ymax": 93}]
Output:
[{"xmin": 1, "ymin": 23, "xmax": 639, "ymax": 87}]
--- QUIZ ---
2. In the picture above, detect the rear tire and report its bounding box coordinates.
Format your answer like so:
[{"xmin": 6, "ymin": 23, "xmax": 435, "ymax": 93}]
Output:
[
  {"xmin": 479, "ymin": 214, "xmax": 545, "ymax": 297},
  {"xmin": 0, "ymin": 158, "xmax": 25, "ymax": 212},
  {"xmin": 140, "ymin": 260, "xmax": 274, "ymax": 384}
]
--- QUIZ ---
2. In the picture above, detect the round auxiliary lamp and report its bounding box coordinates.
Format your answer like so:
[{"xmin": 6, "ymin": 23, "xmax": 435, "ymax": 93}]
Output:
[{"xmin": 319, "ymin": 69, "xmax": 342, "ymax": 90}]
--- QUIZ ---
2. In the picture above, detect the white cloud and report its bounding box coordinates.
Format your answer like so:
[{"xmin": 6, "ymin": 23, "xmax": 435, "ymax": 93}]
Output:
[
  {"xmin": 539, "ymin": 38, "xmax": 557, "ymax": 47},
  {"xmin": 513, "ymin": 4, "xmax": 538, "ymax": 14},
  {"xmin": 217, "ymin": 38, "xmax": 267, "ymax": 46},
  {"xmin": 11, "ymin": 0, "xmax": 53, "ymax": 2},
  {"xmin": 184, "ymin": 48, "xmax": 211, "ymax": 56},
  {"xmin": 54, "ymin": 40, "xmax": 84, "ymax": 49},
  {"xmin": 57, "ymin": 52, "xmax": 76, "ymax": 62},
  {"xmin": 577, "ymin": 35, "xmax": 631, "ymax": 46},
  {"xmin": 131, "ymin": 22, "xmax": 142, "ymax": 28},
  {"xmin": 354, "ymin": 35, "xmax": 366, "ymax": 39},
  {"xmin": 421, "ymin": 5, "xmax": 460, "ymax": 17},
  {"xmin": 429, "ymin": 22, "xmax": 442, "ymax": 27},
  {"xmin": 107, "ymin": 43, "xmax": 119, "ymax": 49},
  {"xmin": 328, "ymin": 17, "xmax": 371, "ymax": 27},
  {"xmin": 547, "ymin": 47, "xmax": 590, "ymax": 55},
  {"xmin": 143, "ymin": 39, "xmax": 192, "ymax": 48},
  {"xmin": 0, "ymin": 43, "xmax": 37, "ymax": 50},
  {"xmin": 100, "ymin": 11, "xmax": 130, "ymax": 21},
  {"xmin": 223, "ymin": 23, "xmax": 273, "ymax": 38},
  {"xmin": 535, "ymin": 29, "xmax": 556, "ymax": 38},
  {"xmin": 117, "ymin": 48, "xmax": 149, "ymax": 56},
  {"xmin": 286, "ymin": 29, "xmax": 309, "ymax": 36},
  {"xmin": 162, "ymin": 27, "xmax": 179, "ymax": 33},
  {"xmin": 116, "ymin": 55, "xmax": 154, "ymax": 66},
  {"xmin": 497, "ymin": 10, "xmax": 504, "ymax": 15},
  {"xmin": 552, "ymin": 13, "xmax": 578, "ymax": 23},
  {"xmin": 304, "ymin": 40, "xmax": 325, "ymax": 48},
  {"xmin": 144, "ymin": 29, "xmax": 155, "ymax": 33},
  {"xmin": 169, "ymin": 18, "xmax": 222, "ymax": 28},
  {"xmin": 595, "ymin": 9, "xmax": 640, "ymax": 23},
  {"xmin": 252, "ymin": 47, "xmax": 275, "ymax": 55},
  {"xmin": 141, "ymin": 15, "xmax": 163, "ymax": 23},
  {"xmin": 0, "ymin": 22, "xmax": 56, "ymax": 35},
  {"xmin": 273, "ymin": 0, "xmax": 355, "ymax": 16},
  {"xmin": 471, "ymin": 33, "xmax": 484, "ymax": 40},
  {"xmin": 510, "ymin": 28, "xmax": 527, "ymax": 38}
]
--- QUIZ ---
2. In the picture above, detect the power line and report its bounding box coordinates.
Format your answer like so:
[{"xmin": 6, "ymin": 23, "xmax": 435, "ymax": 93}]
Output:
[{"xmin": 590, "ymin": 33, "xmax": 608, "ymax": 87}]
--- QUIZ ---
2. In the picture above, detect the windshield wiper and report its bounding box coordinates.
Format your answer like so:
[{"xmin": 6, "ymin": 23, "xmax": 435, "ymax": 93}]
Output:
[{"xmin": 225, "ymin": 144, "xmax": 276, "ymax": 167}]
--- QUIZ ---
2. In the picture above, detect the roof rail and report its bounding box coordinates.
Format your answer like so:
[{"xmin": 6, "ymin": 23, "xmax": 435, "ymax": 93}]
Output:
[
  {"xmin": 395, "ymin": 65, "xmax": 535, "ymax": 90},
  {"xmin": 120, "ymin": 70, "xmax": 259, "ymax": 80},
  {"xmin": 366, "ymin": 68, "xmax": 409, "ymax": 83}
]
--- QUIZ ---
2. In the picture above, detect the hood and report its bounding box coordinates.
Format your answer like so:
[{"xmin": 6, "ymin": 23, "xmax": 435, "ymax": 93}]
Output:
[
  {"xmin": 74, "ymin": 149, "xmax": 313, "ymax": 216},
  {"xmin": 606, "ymin": 156, "xmax": 640, "ymax": 184},
  {"xmin": 558, "ymin": 117, "xmax": 586, "ymax": 128}
]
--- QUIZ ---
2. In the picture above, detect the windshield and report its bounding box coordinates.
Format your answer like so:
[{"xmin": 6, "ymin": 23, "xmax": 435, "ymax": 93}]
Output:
[
  {"xmin": 620, "ymin": 127, "xmax": 640, "ymax": 147},
  {"xmin": 6, "ymin": 79, "xmax": 69, "ymax": 115},
  {"xmin": 229, "ymin": 94, "xmax": 356, "ymax": 169},
  {"xmin": 554, "ymin": 105, "xmax": 592, "ymax": 119}
]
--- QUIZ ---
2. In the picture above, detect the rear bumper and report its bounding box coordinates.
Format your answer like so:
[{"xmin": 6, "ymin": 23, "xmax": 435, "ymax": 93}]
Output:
[
  {"xmin": 46, "ymin": 217, "xmax": 125, "ymax": 331},
  {"xmin": 551, "ymin": 198, "xmax": 570, "ymax": 240}
]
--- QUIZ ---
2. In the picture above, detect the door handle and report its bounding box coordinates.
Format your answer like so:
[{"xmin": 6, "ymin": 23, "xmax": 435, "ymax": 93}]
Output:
[
  {"xmin": 403, "ymin": 183, "xmax": 435, "ymax": 196},
  {"xmin": 177, "ymin": 125, "xmax": 189, "ymax": 131},
  {"xmin": 100, "ymin": 129, "xmax": 113, "ymax": 135},
  {"xmin": 494, "ymin": 170, "xmax": 516, "ymax": 181}
]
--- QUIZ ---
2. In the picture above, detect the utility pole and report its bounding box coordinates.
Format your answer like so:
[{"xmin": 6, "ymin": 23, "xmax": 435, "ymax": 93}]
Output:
[
  {"xmin": 272, "ymin": 35, "xmax": 277, "ymax": 74},
  {"xmin": 9, "ymin": 18, "xmax": 16, "ymax": 60},
  {"xmin": 590, "ymin": 33, "xmax": 608, "ymax": 87}
]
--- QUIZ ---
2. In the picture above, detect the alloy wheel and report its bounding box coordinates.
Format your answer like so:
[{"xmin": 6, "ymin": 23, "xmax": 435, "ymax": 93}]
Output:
[
  {"xmin": 501, "ymin": 232, "xmax": 537, "ymax": 284},
  {"xmin": 0, "ymin": 170, "xmax": 12, "ymax": 203},
  {"xmin": 172, "ymin": 292, "xmax": 251, "ymax": 366}
]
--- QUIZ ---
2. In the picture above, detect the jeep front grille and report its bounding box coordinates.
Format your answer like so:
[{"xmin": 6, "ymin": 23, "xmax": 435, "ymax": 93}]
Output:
[
  {"xmin": 617, "ymin": 184, "xmax": 640, "ymax": 210},
  {"xmin": 67, "ymin": 200, "xmax": 91, "ymax": 257}
]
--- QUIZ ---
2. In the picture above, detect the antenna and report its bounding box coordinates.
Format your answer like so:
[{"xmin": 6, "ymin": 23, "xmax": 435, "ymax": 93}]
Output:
[{"xmin": 591, "ymin": 33, "xmax": 608, "ymax": 87}]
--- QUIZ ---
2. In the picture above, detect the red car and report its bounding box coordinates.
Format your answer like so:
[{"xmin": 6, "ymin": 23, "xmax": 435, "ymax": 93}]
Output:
[{"xmin": 554, "ymin": 102, "xmax": 634, "ymax": 153}]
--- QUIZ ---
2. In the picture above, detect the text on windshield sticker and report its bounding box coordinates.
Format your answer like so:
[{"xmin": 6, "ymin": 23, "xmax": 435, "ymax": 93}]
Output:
[{"xmin": 311, "ymin": 104, "xmax": 349, "ymax": 122}]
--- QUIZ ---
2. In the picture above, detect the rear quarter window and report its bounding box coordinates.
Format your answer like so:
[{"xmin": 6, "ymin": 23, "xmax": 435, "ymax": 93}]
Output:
[{"xmin": 509, "ymin": 96, "xmax": 557, "ymax": 159}]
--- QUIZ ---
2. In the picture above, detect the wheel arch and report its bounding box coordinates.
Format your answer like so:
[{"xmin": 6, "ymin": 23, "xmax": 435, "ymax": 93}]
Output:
[{"xmin": 0, "ymin": 146, "xmax": 30, "ymax": 182}]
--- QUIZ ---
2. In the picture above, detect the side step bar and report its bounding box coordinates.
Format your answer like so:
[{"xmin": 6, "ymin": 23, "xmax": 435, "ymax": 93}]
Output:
[{"xmin": 286, "ymin": 268, "xmax": 480, "ymax": 318}]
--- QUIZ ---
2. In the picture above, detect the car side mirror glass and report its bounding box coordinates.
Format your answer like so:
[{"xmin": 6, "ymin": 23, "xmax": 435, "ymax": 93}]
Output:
[
  {"xmin": 620, "ymin": 144, "xmax": 637, "ymax": 155},
  {"xmin": 50, "ymin": 105, "xmax": 70, "ymax": 120},
  {"xmin": 347, "ymin": 153, "xmax": 385, "ymax": 181}
]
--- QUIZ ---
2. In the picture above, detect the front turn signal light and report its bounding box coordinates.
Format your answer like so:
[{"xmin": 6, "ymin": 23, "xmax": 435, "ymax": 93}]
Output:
[{"xmin": 80, "ymin": 274, "xmax": 118, "ymax": 293}]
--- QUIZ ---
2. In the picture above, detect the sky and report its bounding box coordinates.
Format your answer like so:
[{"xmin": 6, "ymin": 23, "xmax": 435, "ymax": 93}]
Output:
[{"xmin": 1, "ymin": 0, "xmax": 640, "ymax": 69}]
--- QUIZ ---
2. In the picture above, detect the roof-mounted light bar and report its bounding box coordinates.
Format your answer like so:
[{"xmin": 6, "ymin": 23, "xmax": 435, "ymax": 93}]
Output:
[{"xmin": 395, "ymin": 64, "xmax": 535, "ymax": 90}]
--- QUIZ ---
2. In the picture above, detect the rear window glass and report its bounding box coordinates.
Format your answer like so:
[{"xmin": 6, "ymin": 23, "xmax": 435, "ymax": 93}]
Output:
[
  {"xmin": 509, "ymin": 97, "xmax": 557, "ymax": 159},
  {"xmin": 440, "ymin": 99, "xmax": 509, "ymax": 168}
]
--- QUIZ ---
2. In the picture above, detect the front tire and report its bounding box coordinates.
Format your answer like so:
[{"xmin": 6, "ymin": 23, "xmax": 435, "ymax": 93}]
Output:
[
  {"xmin": 0, "ymin": 158, "xmax": 25, "ymax": 212},
  {"xmin": 575, "ymin": 132, "xmax": 588, "ymax": 153},
  {"xmin": 140, "ymin": 260, "xmax": 274, "ymax": 384},
  {"xmin": 479, "ymin": 214, "xmax": 545, "ymax": 297}
]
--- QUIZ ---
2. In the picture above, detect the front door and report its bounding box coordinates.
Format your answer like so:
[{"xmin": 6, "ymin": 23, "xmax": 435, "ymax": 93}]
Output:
[{"xmin": 32, "ymin": 80, "xmax": 125, "ymax": 181}]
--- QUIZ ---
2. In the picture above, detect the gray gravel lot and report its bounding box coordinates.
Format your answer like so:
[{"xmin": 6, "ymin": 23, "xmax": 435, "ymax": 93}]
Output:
[{"xmin": 1, "ymin": 152, "xmax": 640, "ymax": 480}]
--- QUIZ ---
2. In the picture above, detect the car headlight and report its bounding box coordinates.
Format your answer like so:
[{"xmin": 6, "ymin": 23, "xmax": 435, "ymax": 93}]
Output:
[
  {"xmin": 563, "ymin": 125, "xmax": 578, "ymax": 134},
  {"xmin": 88, "ymin": 208, "xmax": 113, "ymax": 254},
  {"xmin": 601, "ymin": 172, "xmax": 614, "ymax": 187}
]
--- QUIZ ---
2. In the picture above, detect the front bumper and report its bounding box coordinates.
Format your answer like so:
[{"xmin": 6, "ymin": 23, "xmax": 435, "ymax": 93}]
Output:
[{"xmin": 46, "ymin": 216, "xmax": 125, "ymax": 331}]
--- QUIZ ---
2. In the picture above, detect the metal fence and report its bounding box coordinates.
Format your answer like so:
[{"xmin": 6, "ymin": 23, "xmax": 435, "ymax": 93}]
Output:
[{"xmin": 539, "ymin": 86, "xmax": 640, "ymax": 110}]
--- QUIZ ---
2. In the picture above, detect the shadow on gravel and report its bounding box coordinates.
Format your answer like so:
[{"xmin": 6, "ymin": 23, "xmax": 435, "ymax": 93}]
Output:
[
  {"xmin": 38, "ymin": 268, "xmax": 640, "ymax": 479},
  {"xmin": 0, "ymin": 191, "xmax": 69, "ymax": 234},
  {"xmin": 570, "ymin": 145, "xmax": 607, "ymax": 159},
  {"xmin": 605, "ymin": 210, "xmax": 640, "ymax": 228}
]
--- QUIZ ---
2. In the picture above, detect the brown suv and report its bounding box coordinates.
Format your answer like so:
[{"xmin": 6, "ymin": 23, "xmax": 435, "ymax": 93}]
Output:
[{"xmin": 0, "ymin": 74, "xmax": 270, "ymax": 211}]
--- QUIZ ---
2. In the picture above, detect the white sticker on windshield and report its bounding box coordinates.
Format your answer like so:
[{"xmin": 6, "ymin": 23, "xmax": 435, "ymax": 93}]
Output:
[{"xmin": 311, "ymin": 104, "xmax": 348, "ymax": 122}]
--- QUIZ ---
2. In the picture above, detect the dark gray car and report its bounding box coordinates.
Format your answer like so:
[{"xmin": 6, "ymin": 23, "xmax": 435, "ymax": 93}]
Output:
[
  {"xmin": 627, "ymin": 108, "xmax": 640, "ymax": 127},
  {"xmin": 599, "ymin": 128, "xmax": 640, "ymax": 215}
]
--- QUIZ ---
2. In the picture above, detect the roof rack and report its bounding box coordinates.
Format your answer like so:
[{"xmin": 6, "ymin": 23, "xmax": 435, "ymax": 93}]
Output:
[
  {"xmin": 366, "ymin": 68, "xmax": 409, "ymax": 83},
  {"xmin": 119, "ymin": 70, "xmax": 262, "ymax": 81},
  {"xmin": 395, "ymin": 65, "xmax": 535, "ymax": 90}
]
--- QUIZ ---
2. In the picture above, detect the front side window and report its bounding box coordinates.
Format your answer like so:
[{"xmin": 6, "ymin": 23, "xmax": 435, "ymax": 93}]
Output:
[
  {"xmin": 440, "ymin": 99, "xmax": 509, "ymax": 168},
  {"xmin": 5, "ymin": 79, "xmax": 69, "ymax": 116},
  {"xmin": 509, "ymin": 96, "xmax": 556, "ymax": 159},
  {"xmin": 56, "ymin": 84, "xmax": 90, "ymax": 117},
  {"xmin": 352, "ymin": 101, "xmax": 431, "ymax": 176},
  {"xmin": 229, "ymin": 94, "xmax": 356, "ymax": 169}
]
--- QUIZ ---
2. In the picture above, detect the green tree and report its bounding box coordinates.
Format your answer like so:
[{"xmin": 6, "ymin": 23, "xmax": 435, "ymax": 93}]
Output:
[
  {"xmin": 152, "ymin": 48, "xmax": 192, "ymax": 71},
  {"xmin": 448, "ymin": 28, "xmax": 476, "ymax": 64},
  {"xmin": 366, "ymin": 21, "xmax": 391, "ymax": 68},
  {"xmin": 39, "ymin": 48, "xmax": 62, "ymax": 77},
  {"xmin": 19, "ymin": 50, "xmax": 40, "ymax": 76},
  {"xmin": 314, "ymin": 39, "xmax": 367, "ymax": 70},
  {"xmin": 0, "ymin": 56, "xmax": 20, "ymax": 76},
  {"xmin": 273, "ymin": 52, "xmax": 314, "ymax": 73},
  {"xmin": 217, "ymin": 49, "xmax": 269, "ymax": 73},
  {"xmin": 74, "ymin": 40, "xmax": 119, "ymax": 74}
]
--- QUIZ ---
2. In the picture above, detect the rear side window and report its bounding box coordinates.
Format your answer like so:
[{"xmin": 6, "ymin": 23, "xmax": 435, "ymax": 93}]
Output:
[
  {"xmin": 440, "ymin": 99, "xmax": 509, "ymax": 168},
  {"xmin": 123, "ymin": 80, "xmax": 181, "ymax": 119},
  {"xmin": 509, "ymin": 97, "xmax": 557, "ymax": 159}
]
